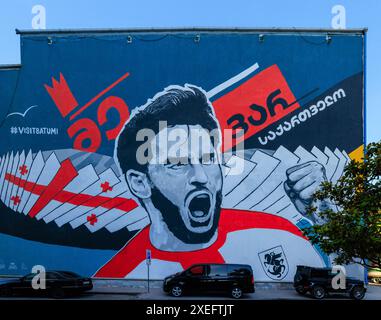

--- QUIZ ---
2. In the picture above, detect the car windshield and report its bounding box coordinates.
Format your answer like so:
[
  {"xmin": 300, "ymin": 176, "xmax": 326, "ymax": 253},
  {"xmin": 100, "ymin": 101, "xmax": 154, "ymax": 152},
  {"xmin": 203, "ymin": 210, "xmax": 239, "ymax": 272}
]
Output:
[
  {"xmin": 23, "ymin": 273, "xmax": 37, "ymax": 281},
  {"xmin": 188, "ymin": 266, "xmax": 204, "ymax": 276}
]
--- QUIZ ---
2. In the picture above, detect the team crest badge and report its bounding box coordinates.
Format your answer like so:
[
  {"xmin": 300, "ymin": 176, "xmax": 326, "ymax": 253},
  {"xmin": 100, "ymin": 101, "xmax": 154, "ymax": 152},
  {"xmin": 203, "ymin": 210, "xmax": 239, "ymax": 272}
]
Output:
[{"xmin": 258, "ymin": 245, "xmax": 289, "ymax": 280}]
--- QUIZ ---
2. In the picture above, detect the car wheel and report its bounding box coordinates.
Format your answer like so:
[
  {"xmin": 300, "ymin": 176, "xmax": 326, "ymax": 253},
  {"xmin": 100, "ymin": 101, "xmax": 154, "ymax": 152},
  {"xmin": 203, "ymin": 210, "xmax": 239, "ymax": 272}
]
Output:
[
  {"xmin": 0, "ymin": 287, "xmax": 12, "ymax": 297},
  {"xmin": 50, "ymin": 287, "xmax": 65, "ymax": 299},
  {"xmin": 350, "ymin": 286, "xmax": 365, "ymax": 300},
  {"xmin": 295, "ymin": 285, "xmax": 306, "ymax": 295},
  {"xmin": 170, "ymin": 285, "xmax": 183, "ymax": 297},
  {"xmin": 231, "ymin": 287, "xmax": 243, "ymax": 299},
  {"xmin": 312, "ymin": 286, "xmax": 326, "ymax": 299}
]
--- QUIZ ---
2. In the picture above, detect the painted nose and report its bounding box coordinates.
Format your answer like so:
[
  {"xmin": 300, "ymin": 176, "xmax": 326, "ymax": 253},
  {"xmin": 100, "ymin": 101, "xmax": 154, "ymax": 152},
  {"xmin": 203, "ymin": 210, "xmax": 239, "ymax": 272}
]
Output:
[{"xmin": 189, "ymin": 164, "xmax": 208, "ymax": 186}]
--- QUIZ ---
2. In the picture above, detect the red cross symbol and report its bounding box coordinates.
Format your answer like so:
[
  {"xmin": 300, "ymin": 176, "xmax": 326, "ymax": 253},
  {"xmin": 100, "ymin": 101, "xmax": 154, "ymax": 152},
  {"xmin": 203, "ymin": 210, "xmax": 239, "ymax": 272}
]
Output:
[
  {"xmin": 11, "ymin": 195, "xmax": 21, "ymax": 206},
  {"xmin": 100, "ymin": 181, "xmax": 113, "ymax": 192},
  {"xmin": 19, "ymin": 165, "xmax": 28, "ymax": 176},
  {"xmin": 87, "ymin": 214, "xmax": 98, "ymax": 226}
]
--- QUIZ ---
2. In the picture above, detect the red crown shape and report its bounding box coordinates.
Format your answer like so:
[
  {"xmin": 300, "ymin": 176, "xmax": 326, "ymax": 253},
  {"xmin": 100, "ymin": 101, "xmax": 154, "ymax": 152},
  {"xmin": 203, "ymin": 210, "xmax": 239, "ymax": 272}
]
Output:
[{"xmin": 44, "ymin": 73, "xmax": 79, "ymax": 117}]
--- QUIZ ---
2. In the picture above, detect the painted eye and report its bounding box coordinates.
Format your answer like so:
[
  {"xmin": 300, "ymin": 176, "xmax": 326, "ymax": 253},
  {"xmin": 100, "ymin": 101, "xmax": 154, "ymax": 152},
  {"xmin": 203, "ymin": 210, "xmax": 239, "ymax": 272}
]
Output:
[
  {"xmin": 166, "ymin": 157, "xmax": 189, "ymax": 169},
  {"xmin": 166, "ymin": 163, "xmax": 186, "ymax": 170}
]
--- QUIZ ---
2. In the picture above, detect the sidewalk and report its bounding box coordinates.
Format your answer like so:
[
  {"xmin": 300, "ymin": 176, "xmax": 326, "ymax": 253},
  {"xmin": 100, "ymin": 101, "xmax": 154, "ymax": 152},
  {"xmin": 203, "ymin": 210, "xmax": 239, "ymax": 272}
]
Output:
[
  {"xmin": 89, "ymin": 280, "xmax": 381, "ymax": 300},
  {"xmin": 91, "ymin": 279, "xmax": 161, "ymax": 294},
  {"xmin": 90, "ymin": 279, "xmax": 304, "ymax": 300},
  {"xmin": 91, "ymin": 279, "xmax": 295, "ymax": 294}
]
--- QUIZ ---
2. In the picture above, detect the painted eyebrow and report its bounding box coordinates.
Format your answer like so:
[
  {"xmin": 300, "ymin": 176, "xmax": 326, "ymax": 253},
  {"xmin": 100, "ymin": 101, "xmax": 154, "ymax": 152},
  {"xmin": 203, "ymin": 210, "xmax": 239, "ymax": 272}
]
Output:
[{"xmin": 165, "ymin": 156, "xmax": 189, "ymax": 165}]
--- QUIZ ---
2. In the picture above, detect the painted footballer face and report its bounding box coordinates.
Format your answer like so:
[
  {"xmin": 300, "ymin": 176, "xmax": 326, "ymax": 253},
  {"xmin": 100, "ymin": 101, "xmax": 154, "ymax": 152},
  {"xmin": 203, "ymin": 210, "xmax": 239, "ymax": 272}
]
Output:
[{"xmin": 147, "ymin": 125, "xmax": 223, "ymax": 243}]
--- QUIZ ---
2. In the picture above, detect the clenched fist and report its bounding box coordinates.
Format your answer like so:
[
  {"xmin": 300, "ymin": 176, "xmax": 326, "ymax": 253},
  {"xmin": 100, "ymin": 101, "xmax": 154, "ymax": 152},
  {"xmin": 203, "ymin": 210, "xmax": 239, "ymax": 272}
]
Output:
[{"xmin": 284, "ymin": 161, "xmax": 327, "ymax": 219}]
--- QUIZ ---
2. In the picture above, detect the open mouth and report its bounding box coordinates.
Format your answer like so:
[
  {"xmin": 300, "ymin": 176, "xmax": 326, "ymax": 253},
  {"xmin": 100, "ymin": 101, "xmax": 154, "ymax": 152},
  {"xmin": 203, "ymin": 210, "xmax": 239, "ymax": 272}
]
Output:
[{"xmin": 186, "ymin": 191, "xmax": 212, "ymax": 226}]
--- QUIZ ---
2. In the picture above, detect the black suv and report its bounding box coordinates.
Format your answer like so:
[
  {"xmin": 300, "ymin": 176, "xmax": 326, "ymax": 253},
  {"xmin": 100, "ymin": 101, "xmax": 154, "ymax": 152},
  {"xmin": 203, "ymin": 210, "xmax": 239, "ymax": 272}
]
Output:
[
  {"xmin": 294, "ymin": 265, "xmax": 366, "ymax": 300},
  {"xmin": 163, "ymin": 263, "xmax": 255, "ymax": 299}
]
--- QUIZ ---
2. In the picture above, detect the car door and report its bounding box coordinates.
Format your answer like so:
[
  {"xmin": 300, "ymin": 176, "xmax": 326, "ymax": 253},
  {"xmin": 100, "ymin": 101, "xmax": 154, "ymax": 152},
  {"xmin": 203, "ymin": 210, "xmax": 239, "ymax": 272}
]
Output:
[
  {"xmin": 311, "ymin": 269, "xmax": 332, "ymax": 293},
  {"xmin": 228, "ymin": 265, "xmax": 248, "ymax": 291},
  {"xmin": 12, "ymin": 273, "xmax": 35, "ymax": 295},
  {"xmin": 45, "ymin": 272, "xmax": 66, "ymax": 291},
  {"xmin": 322, "ymin": 270, "xmax": 344, "ymax": 294},
  {"xmin": 184, "ymin": 265, "xmax": 208, "ymax": 293},
  {"xmin": 206, "ymin": 264, "xmax": 229, "ymax": 292}
]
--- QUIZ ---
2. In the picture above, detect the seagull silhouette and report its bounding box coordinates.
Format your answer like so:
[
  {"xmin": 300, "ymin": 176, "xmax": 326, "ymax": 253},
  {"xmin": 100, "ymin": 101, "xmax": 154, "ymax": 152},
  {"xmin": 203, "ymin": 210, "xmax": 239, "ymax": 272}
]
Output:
[{"xmin": 6, "ymin": 105, "xmax": 38, "ymax": 118}]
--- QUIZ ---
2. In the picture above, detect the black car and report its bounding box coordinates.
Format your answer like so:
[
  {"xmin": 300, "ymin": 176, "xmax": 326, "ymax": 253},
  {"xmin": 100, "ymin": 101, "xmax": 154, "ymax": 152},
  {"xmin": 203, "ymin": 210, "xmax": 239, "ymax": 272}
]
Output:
[
  {"xmin": 0, "ymin": 270, "xmax": 93, "ymax": 298},
  {"xmin": 293, "ymin": 265, "xmax": 366, "ymax": 300},
  {"xmin": 163, "ymin": 263, "xmax": 255, "ymax": 299}
]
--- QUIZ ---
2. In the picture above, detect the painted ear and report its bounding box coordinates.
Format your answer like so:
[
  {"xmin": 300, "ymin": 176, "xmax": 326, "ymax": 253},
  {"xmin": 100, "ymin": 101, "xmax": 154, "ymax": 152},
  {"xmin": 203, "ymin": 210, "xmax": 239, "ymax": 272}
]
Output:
[{"xmin": 125, "ymin": 169, "xmax": 152, "ymax": 199}]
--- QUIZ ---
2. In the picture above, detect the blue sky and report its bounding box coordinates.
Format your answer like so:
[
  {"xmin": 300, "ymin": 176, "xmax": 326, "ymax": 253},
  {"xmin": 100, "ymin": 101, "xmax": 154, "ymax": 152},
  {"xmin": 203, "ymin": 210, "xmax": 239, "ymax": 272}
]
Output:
[{"xmin": 0, "ymin": 0, "xmax": 379, "ymax": 143}]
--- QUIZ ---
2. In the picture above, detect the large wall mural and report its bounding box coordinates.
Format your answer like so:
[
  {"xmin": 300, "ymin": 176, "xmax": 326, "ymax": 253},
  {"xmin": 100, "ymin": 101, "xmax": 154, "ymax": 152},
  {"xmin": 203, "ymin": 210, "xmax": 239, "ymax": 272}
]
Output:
[{"xmin": 0, "ymin": 30, "xmax": 365, "ymax": 281}]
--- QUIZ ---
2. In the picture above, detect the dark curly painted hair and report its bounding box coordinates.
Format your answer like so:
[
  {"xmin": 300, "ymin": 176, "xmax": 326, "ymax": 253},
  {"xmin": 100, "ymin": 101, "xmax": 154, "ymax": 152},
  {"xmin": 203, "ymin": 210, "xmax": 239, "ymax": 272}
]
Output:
[{"xmin": 116, "ymin": 85, "xmax": 220, "ymax": 174}]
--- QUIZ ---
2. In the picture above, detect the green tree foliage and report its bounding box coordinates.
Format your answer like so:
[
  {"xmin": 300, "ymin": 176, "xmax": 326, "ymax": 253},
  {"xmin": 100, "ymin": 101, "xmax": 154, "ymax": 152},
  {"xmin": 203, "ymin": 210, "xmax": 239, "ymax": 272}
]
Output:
[{"xmin": 304, "ymin": 141, "xmax": 381, "ymax": 268}]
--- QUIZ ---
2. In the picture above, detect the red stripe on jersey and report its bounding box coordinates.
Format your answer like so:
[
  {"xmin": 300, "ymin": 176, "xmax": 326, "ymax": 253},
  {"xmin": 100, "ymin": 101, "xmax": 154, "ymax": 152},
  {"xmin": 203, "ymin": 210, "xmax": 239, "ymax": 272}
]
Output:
[{"xmin": 94, "ymin": 209, "xmax": 306, "ymax": 278}]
